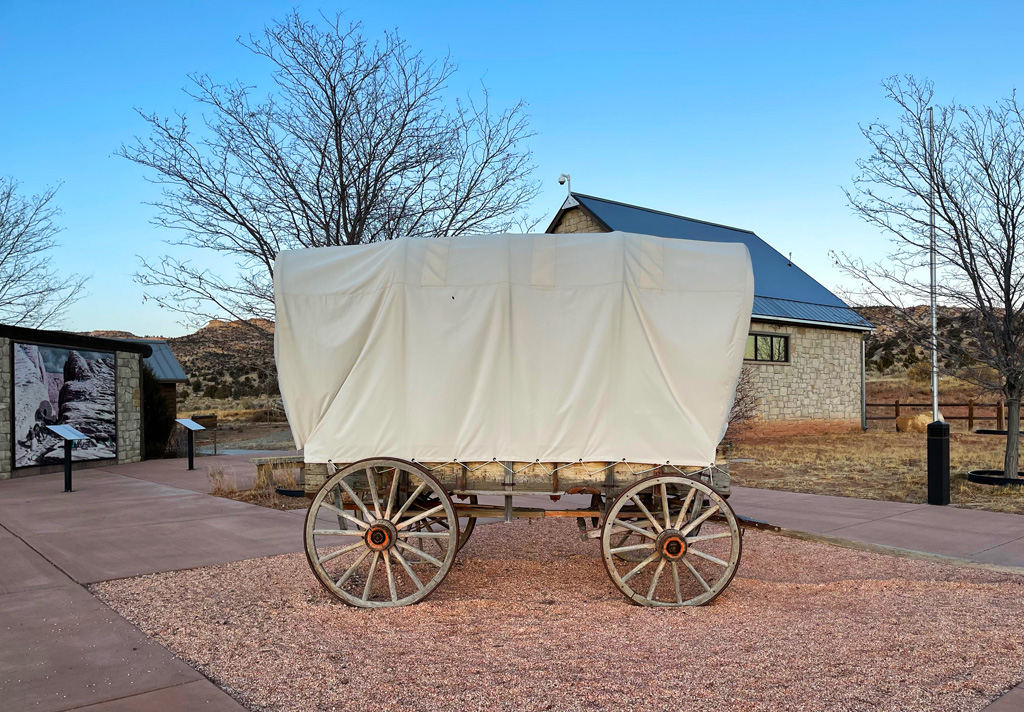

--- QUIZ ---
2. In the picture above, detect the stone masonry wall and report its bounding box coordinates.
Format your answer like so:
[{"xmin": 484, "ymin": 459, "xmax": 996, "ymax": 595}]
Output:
[
  {"xmin": 550, "ymin": 206, "xmax": 605, "ymax": 233},
  {"xmin": 746, "ymin": 320, "xmax": 863, "ymax": 421},
  {"xmin": 116, "ymin": 352, "xmax": 143, "ymax": 464},
  {"xmin": 0, "ymin": 338, "xmax": 10, "ymax": 480}
]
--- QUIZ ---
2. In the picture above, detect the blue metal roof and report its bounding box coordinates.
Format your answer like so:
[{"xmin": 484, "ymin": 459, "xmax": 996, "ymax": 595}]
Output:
[
  {"xmin": 125, "ymin": 339, "xmax": 189, "ymax": 382},
  {"xmin": 566, "ymin": 194, "xmax": 872, "ymax": 330}
]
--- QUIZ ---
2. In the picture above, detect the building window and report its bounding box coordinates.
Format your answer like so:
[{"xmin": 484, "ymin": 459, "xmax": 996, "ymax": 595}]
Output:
[{"xmin": 745, "ymin": 333, "xmax": 789, "ymax": 363}]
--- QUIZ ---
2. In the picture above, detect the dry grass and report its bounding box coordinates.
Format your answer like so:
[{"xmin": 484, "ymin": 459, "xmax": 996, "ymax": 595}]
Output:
[
  {"xmin": 730, "ymin": 430, "xmax": 1024, "ymax": 514},
  {"xmin": 207, "ymin": 466, "xmax": 308, "ymax": 511}
]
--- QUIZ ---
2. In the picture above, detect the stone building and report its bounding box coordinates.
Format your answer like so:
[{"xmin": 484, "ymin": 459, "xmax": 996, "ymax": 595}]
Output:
[
  {"xmin": 1, "ymin": 324, "xmax": 152, "ymax": 480},
  {"xmin": 547, "ymin": 193, "xmax": 873, "ymax": 425}
]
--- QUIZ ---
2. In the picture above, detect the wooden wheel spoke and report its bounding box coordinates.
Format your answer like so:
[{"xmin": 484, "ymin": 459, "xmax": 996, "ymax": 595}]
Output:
[
  {"xmin": 686, "ymin": 531, "xmax": 732, "ymax": 543},
  {"xmin": 398, "ymin": 531, "xmax": 449, "ymax": 539},
  {"xmin": 660, "ymin": 484, "xmax": 671, "ymax": 529},
  {"xmin": 317, "ymin": 501, "xmax": 370, "ymax": 529},
  {"xmin": 679, "ymin": 504, "xmax": 719, "ymax": 537},
  {"xmin": 610, "ymin": 542, "xmax": 655, "ymax": 554},
  {"xmin": 331, "ymin": 485, "xmax": 347, "ymax": 529},
  {"xmin": 336, "ymin": 476, "xmax": 374, "ymax": 523},
  {"xmin": 336, "ymin": 548, "xmax": 371, "ymax": 587},
  {"xmin": 318, "ymin": 541, "xmax": 364, "ymax": 565},
  {"xmin": 682, "ymin": 558, "xmax": 712, "ymax": 593},
  {"xmin": 673, "ymin": 487, "xmax": 697, "ymax": 530},
  {"xmin": 390, "ymin": 549, "xmax": 423, "ymax": 591},
  {"xmin": 382, "ymin": 550, "xmax": 398, "ymax": 602},
  {"xmin": 396, "ymin": 540, "xmax": 443, "ymax": 567},
  {"xmin": 671, "ymin": 562, "xmax": 683, "ymax": 604},
  {"xmin": 384, "ymin": 468, "xmax": 400, "ymax": 520},
  {"xmin": 395, "ymin": 504, "xmax": 446, "ymax": 531},
  {"xmin": 390, "ymin": 482, "xmax": 427, "ymax": 523},
  {"xmin": 629, "ymin": 495, "xmax": 663, "ymax": 533},
  {"xmin": 366, "ymin": 468, "xmax": 383, "ymax": 519},
  {"xmin": 614, "ymin": 519, "xmax": 658, "ymax": 540},
  {"xmin": 362, "ymin": 551, "xmax": 380, "ymax": 601},
  {"xmin": 688, "ymin": 548, "xmax": 729, "ymax": 567},
  {"xmin": 647, "ymin": 559, "xmax": 667, "ymax": 600},
  {"xmin": 621, "ymin": 552, "xmax": 660, "ymax": 583},
  {"xmin": 313, "ymin": 528, "xmax": 362, "ymax": 536}
]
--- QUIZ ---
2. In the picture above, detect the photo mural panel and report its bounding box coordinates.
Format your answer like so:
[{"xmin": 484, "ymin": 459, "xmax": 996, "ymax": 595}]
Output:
[{"xmin": 13, "ymin": 343, "xmax": 117, "ymax": 467}]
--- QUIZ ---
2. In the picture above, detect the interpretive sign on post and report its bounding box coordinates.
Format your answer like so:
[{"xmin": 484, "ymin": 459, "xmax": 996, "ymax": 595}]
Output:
[
  {"xmin": 175, "ymin": 418, "xmax": 206, "ymax": 471},
  {"xmin": 45, "ymin": 425, "xmax": 89, "ymax": 492}
]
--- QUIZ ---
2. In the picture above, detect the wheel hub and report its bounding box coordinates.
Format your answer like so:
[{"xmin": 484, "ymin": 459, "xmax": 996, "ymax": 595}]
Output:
[
  {"xmin": 656, "ymin": 529, "xmax": 687, "ymax": 560},
  {"xmin": 365, "ymin": 520, "xmax": 398, "ymax": 551}
]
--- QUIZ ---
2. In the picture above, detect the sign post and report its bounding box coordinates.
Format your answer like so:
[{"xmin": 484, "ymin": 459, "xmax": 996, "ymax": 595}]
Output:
[
  {"xmin": 45, "ymin": 425, "xmax": 89, "ymax": 492},
  {"xmin": 175, "ymin": 419, "xmax": 206, "ymax": 471}
]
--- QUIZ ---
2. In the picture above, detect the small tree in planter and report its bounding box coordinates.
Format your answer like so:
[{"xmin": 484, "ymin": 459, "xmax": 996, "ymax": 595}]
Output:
[{"xmin": 839, "ymin": 76, "xmax": 1024, "ymax": 478}]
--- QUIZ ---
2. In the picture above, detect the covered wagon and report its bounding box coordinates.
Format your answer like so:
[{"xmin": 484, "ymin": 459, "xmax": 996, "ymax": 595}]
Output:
[{"xmin": 275, "ymin": 231, "xmax": 754, "ymax": 608}]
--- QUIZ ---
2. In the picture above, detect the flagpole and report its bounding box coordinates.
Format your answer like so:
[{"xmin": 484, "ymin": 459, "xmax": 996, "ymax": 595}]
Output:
[{"xmin": 929, "ymin": 106, "xmax": 939, "ymax": 422}]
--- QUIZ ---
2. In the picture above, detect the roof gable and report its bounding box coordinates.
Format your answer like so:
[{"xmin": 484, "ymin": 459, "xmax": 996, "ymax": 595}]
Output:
[{"xmin": 565, "ymin": 194, "xmax": 871, "ymax": 330}]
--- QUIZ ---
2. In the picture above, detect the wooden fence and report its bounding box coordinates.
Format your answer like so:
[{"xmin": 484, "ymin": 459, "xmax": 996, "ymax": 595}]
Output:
[{"xmin": 866, "ymin": 399, "xmax": 1004, "ymax": 431}]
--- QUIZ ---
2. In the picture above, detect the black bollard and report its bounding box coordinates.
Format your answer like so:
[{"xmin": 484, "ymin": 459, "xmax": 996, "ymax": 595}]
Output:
[
  {"xmin": 64, "ymin": 439, "xmax": 73, "ymax": 493},
  {"xmin": 927, "ymin": 420, "xmax": 950, "ymax": 505},
  {"xmin": 187, "ymin": 429, "xmax": 195, "ymax": 471}
]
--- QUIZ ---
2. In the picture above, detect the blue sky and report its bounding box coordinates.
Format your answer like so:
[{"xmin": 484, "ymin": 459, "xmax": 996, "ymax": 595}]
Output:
[{"xmin": 1, "ymin": 1, "xmax": 1022, "ymax": 336}]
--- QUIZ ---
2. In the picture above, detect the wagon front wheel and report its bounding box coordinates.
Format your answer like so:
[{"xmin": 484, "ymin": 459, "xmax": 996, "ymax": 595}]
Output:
[
  {"xmin": 304, "ymin": 458, "xmax": 459, "ymax": 608},
  {"xmin": 601, "ymin": 475, "xmax": 741, "ymax": 607}
]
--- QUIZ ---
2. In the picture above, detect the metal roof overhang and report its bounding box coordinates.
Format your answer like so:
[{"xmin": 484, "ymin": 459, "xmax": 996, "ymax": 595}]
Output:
[{"xmin": 751, "ymin": 313, "xmax": 873, "ymax": 332}]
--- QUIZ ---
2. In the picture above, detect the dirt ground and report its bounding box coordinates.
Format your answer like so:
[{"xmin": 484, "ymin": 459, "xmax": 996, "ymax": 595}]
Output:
[
  {"xmin": 92, "ymin": 518, "xmax": 1024, "ymax": 712},
  {"xmin": 730, "ymin": 429, "xmax": 1024, "ymax": 515}
]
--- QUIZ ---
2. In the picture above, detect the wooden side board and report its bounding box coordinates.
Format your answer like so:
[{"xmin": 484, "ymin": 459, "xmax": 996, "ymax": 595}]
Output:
[{"xmin": 303, "ymin": 460, "xmax": 730, "ymax": 499}]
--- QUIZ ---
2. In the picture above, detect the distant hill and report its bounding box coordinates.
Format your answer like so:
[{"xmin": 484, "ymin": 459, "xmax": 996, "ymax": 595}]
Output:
[
  {"xmin": 166, "ymin": 319, "xmax": 276, "ymax": 397},
  {"xmin": 84, "ymin": 319, "xmax": 277, "ymax": 398},
  {"xmin": 856, "ymin": 305, "xmax": 980, "ymax": 374}
]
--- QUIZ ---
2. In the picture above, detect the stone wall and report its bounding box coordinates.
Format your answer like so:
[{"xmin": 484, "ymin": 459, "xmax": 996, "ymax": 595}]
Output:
[
  {"xmin": 745, "ymin": 320, "xmax": 863, "ymax": 422},
  {"xmin": 116, "ymin": 352, "xmax": 143, "ymax": 464},
  {"xmin": 549, "ymin": 206, "xmax": 605, "ymax": 233},
  {"xmin": 0, "ymin": 338, "xmax": 9, "ymax": 480}
]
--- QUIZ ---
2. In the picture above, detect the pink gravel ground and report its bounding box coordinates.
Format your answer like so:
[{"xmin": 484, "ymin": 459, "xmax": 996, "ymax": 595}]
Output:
[{"xmin": 92, "ymin": 519, "xmax": 1024, "ymax": 712}]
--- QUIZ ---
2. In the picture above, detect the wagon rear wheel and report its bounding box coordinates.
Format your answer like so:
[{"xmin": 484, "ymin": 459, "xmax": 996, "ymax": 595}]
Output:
[
  {"xmin": 304, "ymin": 458, "xmax": 459, "ymax": 608},
  {"xmin": 405, "ymin": 493, "xmax": 475, "ymax": 554},
  {"xmin": 601, "ymin": 475, "xmax": 741, "ymax": 607}
]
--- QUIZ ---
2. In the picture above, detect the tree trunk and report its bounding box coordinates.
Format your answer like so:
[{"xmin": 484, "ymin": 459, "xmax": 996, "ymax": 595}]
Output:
[{"xmin": 1004, "ymin": 396, "xmax": 1021, "ymax": 479}]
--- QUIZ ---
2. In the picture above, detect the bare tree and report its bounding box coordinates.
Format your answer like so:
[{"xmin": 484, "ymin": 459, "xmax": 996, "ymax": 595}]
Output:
[
  {"xmin": 0, "ymin": 178, "xmax": 87, "ymax": 327},
  {"xmin": 726, "ymin": 365, "xmax": 758, "ymax": 437},
  {"xmin": 838, "ymin": 75, "xmax": 1024, "ymax": 478},
  {"xmin": 121, "ymin": 12, "xmax": 540, "ymax": 339}
]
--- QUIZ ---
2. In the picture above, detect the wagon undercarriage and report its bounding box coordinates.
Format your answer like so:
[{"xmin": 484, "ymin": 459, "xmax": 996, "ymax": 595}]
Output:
[{"xmin": 304, "ymin": 458, "xmax": 742, "ymax": 609}]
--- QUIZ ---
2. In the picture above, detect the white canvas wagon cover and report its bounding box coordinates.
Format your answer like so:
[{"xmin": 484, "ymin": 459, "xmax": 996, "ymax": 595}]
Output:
[{"xmin": 274, "ymin": 232, "xmax": 753, "ymax": 467}]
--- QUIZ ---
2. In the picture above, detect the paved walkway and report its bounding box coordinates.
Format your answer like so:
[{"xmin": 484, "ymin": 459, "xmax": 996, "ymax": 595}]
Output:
[
  {"xmin": 2, "ymin": 456, "xmax": 1023, "ymax": 710},
  {"xmin": 730, "ymin": 486, "xmax": 1024, "ymax": 568},
  {"xmin": 0, "ymin": 454, "xmax": 303, "ymax": 712}
]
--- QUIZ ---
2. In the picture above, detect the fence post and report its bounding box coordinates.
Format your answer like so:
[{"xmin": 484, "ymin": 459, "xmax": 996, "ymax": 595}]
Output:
[
  {"xmin": 998, "ymin": 401, "xmax": 1005, "ymax": 431},
  {"xmin": 968, "ymin": 399, "xmax": 974, "ymax": 432}
]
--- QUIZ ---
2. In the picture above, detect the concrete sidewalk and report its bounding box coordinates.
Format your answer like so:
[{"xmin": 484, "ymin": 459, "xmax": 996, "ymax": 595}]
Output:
[
  {"xmin": 0, "ymin": 454, "xmax": 303, "ymax": 711},
  {"xmin": 730, "ymin": 486, "xmax": 1024, "ymax": 568}
]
